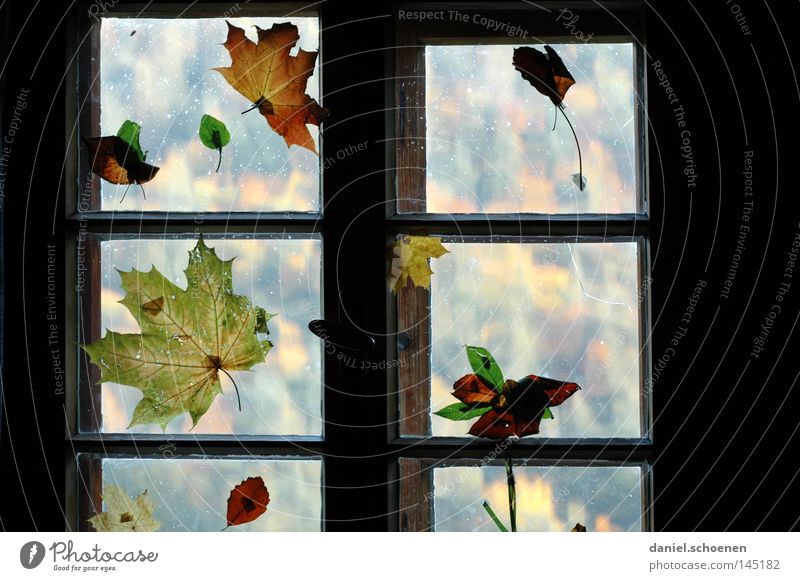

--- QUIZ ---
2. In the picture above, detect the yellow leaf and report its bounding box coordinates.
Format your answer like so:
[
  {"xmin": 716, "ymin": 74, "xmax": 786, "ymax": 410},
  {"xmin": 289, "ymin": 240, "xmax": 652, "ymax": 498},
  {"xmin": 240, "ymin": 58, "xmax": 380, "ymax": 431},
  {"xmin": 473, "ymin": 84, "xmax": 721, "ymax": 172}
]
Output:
[
  {"xmin": 389, "ymin": 235, "xmax": 449, "ymax": 292},
  {"xmin": 88, "ymin": 484, "xmax": 160, "ymax": 532}
]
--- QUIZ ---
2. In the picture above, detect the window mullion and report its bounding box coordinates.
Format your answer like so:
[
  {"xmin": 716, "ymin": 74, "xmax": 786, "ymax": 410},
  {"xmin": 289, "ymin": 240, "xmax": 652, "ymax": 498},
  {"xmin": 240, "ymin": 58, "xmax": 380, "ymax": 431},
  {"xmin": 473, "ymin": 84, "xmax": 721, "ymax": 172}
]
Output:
[{"xmin": 320, "ymin": 5, "xmax": 391, "ymax": 532}]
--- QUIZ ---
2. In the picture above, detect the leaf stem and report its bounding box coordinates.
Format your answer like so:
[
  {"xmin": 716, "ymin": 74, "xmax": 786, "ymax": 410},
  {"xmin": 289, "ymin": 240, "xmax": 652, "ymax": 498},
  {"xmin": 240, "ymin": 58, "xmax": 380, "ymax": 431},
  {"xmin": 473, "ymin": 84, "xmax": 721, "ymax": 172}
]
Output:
[
  {"xmin": 241, "ymin": 100, "xmax": 261, "ymax": 115},
  {"xmin": 558, "ymin": 105, "xmax": 583, "ymax": 191},
  {"xmin": 482, "ymin": 500, "xmax": 509, "ymax": 532},
  {"xmin": 219, "ymin": 368, "xmax": 242, "ymax": 412},
  {"xmin": 216, "ymin": 147, "xmax": 223, "ymax": 173},
  {"xmin": 505, "ymin": 458, "xmax": 517, "ymax": 532},
  {"xmin": 120, "ymin": 183, "xmax": 132, "ymax": 203}
]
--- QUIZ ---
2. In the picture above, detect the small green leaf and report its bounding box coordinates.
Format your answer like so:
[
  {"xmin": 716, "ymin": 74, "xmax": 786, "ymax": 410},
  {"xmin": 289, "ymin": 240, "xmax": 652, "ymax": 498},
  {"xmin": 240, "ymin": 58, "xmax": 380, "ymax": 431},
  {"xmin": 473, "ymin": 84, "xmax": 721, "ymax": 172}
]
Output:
[
  {"xmin": 255, "ymin": 307, "xmax": 277, "ymax": 334},
  {"xmin": 542, "ymin": 407, "xmax": 554, "ymax": 420},
  {"xmin": 466, "ymin": 346, "xmax": 504, "ymax": 392},
  {"xmin": 116, "ymin": 120, "xmax": 147, "ymax": 162},
  {"xmin": 433, "ymin": 402, "xmax": 491, "ymax": 421},
  {"xmin": 199, "ymin": 114, "xmax": 231, "ymax": 173}
]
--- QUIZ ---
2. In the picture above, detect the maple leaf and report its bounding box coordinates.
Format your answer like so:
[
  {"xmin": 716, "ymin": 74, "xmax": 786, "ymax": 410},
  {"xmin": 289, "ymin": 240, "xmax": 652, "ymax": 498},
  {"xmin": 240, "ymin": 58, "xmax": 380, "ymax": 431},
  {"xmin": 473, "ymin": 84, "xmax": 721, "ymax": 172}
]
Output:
[
  {"xmin": 226, "ymin": 476, "xmax": 270, "ymax": 528},
  {"xmin": 214, "ymin": 21, "xmax": 328, "ymax": 154},
  {"xmin": 83, "ymin": 120, "xmax": 160, "ymax": 202},
  {"xmin": 82, "ymin": 237, "xmax": 276, "ymax": 430},
  {"xmin": 389, "ymin": 235, "xmax": 449, "ymax": 292},
  {"xmin": 88, "ymin": 484, "xmax": 160, "ymax": 532}
]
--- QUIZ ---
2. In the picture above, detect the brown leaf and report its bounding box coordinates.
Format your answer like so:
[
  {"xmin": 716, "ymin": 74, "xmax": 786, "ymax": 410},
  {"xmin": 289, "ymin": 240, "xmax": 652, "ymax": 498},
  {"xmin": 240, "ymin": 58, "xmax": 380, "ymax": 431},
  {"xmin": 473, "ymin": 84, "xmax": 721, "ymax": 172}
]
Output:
[
  {"xmin": 571, "ymin": 522, "xmax": 587, "ymax": 532},
  {"xmin": 226, "ymin": 476, "xmax": 270, "ymax": 527},
  {"xmin": 83, "ymin": 136, "xmax": 160, "ymax": 186},
  {"xmin": 214, "ymin": 21, "xmax": 328, "ymax": 153},
  {"xmin": 513, "ymin": 45, "xmax": 576, "ymax": 106},
  {"xmin": 452, "ymin": 374, "xmax": 495, "ymax": 405}
]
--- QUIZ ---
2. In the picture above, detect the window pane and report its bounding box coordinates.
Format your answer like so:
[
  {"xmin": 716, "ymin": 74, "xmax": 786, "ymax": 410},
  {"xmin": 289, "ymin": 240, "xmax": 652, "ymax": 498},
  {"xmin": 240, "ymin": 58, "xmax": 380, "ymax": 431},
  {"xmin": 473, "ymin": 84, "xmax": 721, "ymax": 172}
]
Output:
[
  {"xmin": 79, "ymin": 236, "xmax": 322, "ymax": 435},
  {"xmin": 424, "ymin": 43, "xmax": 637, "ymax": 213},
  {"xmin": 432, "ymin": 463, "xmax": 643, "ymax": 532},
  {"xmin": 92, "ymin": 17, "xmax": 320, "ymax": 211},
  {"xmin": 82, "ymin": 456, "xmax": 321, "ymax": 531},
  {"xmin": 399, "ymin": 239, "xmax": 644, "ymax": 438}
]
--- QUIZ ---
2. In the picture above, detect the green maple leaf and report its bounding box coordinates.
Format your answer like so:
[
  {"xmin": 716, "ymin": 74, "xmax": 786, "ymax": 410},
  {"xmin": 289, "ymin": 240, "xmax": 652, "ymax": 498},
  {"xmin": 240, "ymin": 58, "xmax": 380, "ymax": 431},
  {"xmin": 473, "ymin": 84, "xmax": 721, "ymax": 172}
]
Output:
[{"xmin": 82, "ymin": 237, "xmax": 276, "ymax": 430}]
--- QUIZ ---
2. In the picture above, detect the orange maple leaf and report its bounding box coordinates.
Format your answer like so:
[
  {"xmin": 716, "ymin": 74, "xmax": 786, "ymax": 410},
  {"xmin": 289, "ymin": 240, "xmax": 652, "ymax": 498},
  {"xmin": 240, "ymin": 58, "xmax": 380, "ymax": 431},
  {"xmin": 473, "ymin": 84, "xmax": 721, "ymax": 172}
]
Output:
[{"xmin": 214, "ymin": 21, "xmax": 328, "ymax": 154}]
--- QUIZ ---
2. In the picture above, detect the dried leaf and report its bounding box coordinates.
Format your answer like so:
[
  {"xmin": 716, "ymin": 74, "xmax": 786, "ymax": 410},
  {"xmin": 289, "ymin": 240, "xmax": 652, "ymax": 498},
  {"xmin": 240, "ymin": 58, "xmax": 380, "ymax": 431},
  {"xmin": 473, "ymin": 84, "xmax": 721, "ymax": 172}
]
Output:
[
  {"xmin": 226, "ymin": 476, "xmax": 270, "ymax": 527},
  {"xmin": 82, "ymin": 237, "xmax": 276, "ymax": 430},
  {"xmin": 514, "ymin": 46, "xmax": 584, "ymax": 191},
  {"xmin": 88, "ymin": 484, "xmax": 160, "ymax": 532},
  {"xmin": 389, "ymin": 235, "xmax": 449, "ymax": 292},
  {"xmin": 435, "ymin": 347, "xmax": 580, "ymax": 440},
  {"xmin": 571, "ymin": 522, "xmax": 587, "ymax": 532},
  {"xmin": 214, "ymin": 21, "xmax": 328, "ymax": 153},
  {"xmin": 513, "ymin": 45, "xmax": 576, "ymax": 106},
  {"xmin": 83, "ymin": 136, "xmax": 160, "ymax": 186}
]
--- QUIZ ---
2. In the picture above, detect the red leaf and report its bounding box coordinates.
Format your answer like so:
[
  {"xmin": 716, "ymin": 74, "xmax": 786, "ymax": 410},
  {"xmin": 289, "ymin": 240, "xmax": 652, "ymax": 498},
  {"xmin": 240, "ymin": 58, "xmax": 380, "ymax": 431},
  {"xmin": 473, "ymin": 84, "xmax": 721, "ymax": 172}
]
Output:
[
  {"xmin": 226, "ymin": 476, "xmax": 270, "ymax": 527},
  {"xmin": 468, "ymin": 409, "xmax": 542, "ymax": 439},
  {"xmin": 513, "ymin": 45, "xmax": 576, "ymax": 106},
  {"xmin": 522, "ymin": 374, "xmax": 581, "ymax": 406},
  {"xmin": 452, "ymin": 374, "xmax": 496, "ymax": 405},
  {"xmin": 456, "ymin": 373, "xmax": 580, "ymax": 440}
]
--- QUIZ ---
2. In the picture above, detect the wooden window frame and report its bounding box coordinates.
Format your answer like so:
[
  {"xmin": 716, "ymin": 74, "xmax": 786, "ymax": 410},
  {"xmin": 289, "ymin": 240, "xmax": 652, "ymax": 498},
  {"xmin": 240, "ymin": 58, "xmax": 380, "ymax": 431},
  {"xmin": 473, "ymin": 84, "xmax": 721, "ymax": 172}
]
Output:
[
  {"xmin": 62, "ymin": 3, "xmax": 338, "ymax": 532},
  {"xmin": 388, "ymin": 3, "xmax": 654, "ymax": 531}
]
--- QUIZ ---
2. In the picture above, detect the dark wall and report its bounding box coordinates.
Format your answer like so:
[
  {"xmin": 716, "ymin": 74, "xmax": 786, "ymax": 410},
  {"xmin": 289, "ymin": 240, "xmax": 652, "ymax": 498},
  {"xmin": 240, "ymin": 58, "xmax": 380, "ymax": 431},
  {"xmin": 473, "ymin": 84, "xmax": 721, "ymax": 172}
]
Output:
[{"xmin": 1, "ymin": 0, "xmax": 798, "ymax": 531}]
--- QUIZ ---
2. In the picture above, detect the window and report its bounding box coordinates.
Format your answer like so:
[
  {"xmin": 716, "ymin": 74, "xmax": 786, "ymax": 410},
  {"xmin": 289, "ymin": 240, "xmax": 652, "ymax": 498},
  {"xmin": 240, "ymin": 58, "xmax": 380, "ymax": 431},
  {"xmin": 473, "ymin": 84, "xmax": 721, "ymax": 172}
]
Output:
[
  {"xmin": 59, "ymin": 2, "xmax": 651, "ymax": 532},
  {"xmin": 6, "ymin": 0, "xmax": 799, "ymax": 538},
  {"xmin": 392, "ymin": 5, "xmax": 652, "ymax": 531},
  {"xmin": 68, "ymin": 8, "xmax": 325, "ymax": 531}
]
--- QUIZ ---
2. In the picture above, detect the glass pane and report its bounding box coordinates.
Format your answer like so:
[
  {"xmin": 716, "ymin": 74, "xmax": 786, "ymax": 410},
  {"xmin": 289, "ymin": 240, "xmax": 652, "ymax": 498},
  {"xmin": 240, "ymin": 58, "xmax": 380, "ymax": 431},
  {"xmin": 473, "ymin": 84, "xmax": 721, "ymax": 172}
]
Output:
[
  {"xmin": 81, "ymin": 236, "xmax": 322, "ymax": 435},
  {"xmin": 433, "ymin": 463, "xmax": 643, "ymax": 532},
  {"xmin": 86, "ymin": 456, "xmax": 321, "ymax": 531},
  {"xmin": 94, "ymin": 17, "xmax": 320, "ymax": 211},
  {"xmin": 425, "ymin": 43, "xmax": 637, "ymax": 213},
  {"xmin": 426, "ymin": 240, "xmax": 643, "ymax": 438}
]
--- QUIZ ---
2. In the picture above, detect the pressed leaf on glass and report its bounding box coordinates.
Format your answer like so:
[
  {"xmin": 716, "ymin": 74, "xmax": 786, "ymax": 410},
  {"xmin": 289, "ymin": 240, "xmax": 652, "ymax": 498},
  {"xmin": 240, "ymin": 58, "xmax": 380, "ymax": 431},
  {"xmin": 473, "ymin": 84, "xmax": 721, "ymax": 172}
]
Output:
[
  {"xmin": 82, "ymin": 237, "xmax": 277, "ymax": 430},
  {"xmin": 214, "ymin": 21, "xmax": 328, "ymax": 153},
  {"xmin": 434, "ymin": 346, "xmax": 580, "ymax": 439},
  {"xmin": 198, "ymin": 114, "xmax": 231, "ymax": 173},
  {"xmin": 225, "ymin": 476, "xmax": 270, "ymax": 528},
  {"xmin": 389, "ymin": 235, "xmax": 449, "ymax": 292},
  {"xmin": 88, "ymin": 484, "xmax": 160, "ymax": 532},
  {"xmin": 84, "ymin": 119, "xmax": 160, "ymax": 201},
  {"xmin": 513, "ymin": 45, "xmax": 584, "ymax": 189}
]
